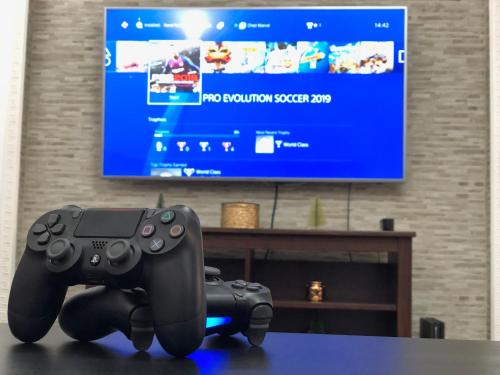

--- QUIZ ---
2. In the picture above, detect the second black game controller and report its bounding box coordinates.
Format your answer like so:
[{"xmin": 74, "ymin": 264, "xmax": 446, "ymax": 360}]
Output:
[
  {"xmin": 58, "ymin": 266, "xmax": 273, "ymax": 351},
  {"xmin": 8, "ymin": 205, "xmax": 206, "ymax": 357}
]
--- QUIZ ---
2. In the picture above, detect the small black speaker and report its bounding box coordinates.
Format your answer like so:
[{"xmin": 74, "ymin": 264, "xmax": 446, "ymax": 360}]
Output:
[
  {"xmin": 380, "ymin": 218, "xmax": 394, "ymax": 231},
  {"xmin": 420, "ymin": 317, "xmax": 445, "ymax": 339}
]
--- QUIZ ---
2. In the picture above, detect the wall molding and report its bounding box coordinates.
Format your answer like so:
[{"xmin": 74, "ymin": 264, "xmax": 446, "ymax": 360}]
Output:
[
  {"xmin": 491, "ymin": 0, "xmax": 500, "ymax": 341},
  {"xmin": 0, "ymin": 0, "xmax": 29, "ymax": 321}
]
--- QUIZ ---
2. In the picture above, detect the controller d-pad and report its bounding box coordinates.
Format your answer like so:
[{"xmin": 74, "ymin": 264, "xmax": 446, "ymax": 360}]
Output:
[
  {"xmin": 32, "ymin": 223, "xmax": 47, "ymax": 235},
  {"xmin": 37, "ymin": 232, "xmax": 51, "ymax": 245},
  {"xmin": 51, "ymin": 223, "xmax": 65, "ymax": 235},
  {"xmin": 47, "ymin": 213, "xmax": 60, "ymax": 228}
]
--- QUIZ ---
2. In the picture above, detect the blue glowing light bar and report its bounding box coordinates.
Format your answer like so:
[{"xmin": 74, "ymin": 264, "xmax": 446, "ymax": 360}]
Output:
[{"xmin": 206, "ymin": 317, "xmax": 232, "ymax": 328}]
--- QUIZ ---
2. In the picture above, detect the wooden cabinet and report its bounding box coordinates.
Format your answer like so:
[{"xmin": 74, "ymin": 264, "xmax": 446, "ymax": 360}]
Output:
[{"xmin": 203, "ymin": 227, "xmax": 415, "ymax": 337}]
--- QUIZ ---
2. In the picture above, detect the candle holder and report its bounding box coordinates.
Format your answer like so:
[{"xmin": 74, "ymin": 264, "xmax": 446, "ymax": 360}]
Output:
[{"xmin": 307, "ymin": 281, "xmax": 324, "ymax": 302}]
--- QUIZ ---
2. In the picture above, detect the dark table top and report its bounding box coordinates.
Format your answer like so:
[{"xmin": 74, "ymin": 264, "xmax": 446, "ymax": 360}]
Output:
[{"xmin": 1, "ymin": 323, "xmax": 499, "ymax": 375}]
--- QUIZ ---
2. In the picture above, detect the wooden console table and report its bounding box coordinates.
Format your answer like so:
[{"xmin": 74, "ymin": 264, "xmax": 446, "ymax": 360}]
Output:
[{"xmin": 203, "ymin": 227, "xmax": 415, "ymax": 337}]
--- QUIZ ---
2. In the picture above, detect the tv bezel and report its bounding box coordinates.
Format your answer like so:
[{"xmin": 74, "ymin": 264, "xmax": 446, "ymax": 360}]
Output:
[{"xmin": 101, "ymin": 6, "xmax": 408, "ymax": 183}]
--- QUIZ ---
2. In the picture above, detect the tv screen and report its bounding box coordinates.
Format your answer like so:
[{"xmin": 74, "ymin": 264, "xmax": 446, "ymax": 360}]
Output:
[{"xmin": 103, "ymin": 7, "xmax": 407, "ymax": 181}]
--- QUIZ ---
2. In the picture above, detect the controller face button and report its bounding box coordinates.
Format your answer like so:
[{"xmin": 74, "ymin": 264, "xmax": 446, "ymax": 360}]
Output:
[
  {"xmin": 90, "ymin": 253, "xmax": 101, "ymax": 266},
  {"xmin": 231, "ymin": 282, "xmax": 246, "ymax": 289},
  {"xmin": 106, "ymin": 240, "xmax": 132, "ymax": 266},
  {"xmin": 141, "ymin": 224, "xmax": 155, "ymax": 238},
  {"xmin": 51, "ymin": 223, "xmax": 65, "ymax": 235},
  {"xmin": 32, "ymin": 223, "xmax": 47, "ymax": 235},
  {"xmin": 247, "ymin": 284, "xmax": 262, "ymax": 292},
  {"xmin": 149, "ymin": 238, "xmax": 164, "ymax": 252},
  {"xmin": 169, "ymin": 224, "xmax": 185, "ymax": 238},
  {"xmin": 47, "ymin": 213, "xmax": 60, "ymax": 227},
  {"xmin": 37, "ymin": 231, "xmax": 51, "ymax": 245},
  {"xmin": 47, "ymin": 238, "xmax": 73, "ymax": 263},
  {"xmin": 235, "ymin": 280, "xmax": 247, "ymax": 286},
  {"xmin": 160, "ymin": 210, "xmax": 176, "ymax": 224}
]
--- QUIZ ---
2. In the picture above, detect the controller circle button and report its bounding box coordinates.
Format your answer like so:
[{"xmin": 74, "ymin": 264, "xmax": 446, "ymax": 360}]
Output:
[
  {"xmin": 169, "ymin": 224, "xmax": 185, "ymax": 238},
  {"xmin": 47, "ymin": 238, "xmax": 73, "ymax": 263},
  {"xmin": 106, "ymin": 240, "xmax": 133, "ymax": 266}
]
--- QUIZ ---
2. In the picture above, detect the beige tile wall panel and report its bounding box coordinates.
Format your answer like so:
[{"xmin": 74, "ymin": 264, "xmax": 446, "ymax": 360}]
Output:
[
  {"xmin": 19, "ymin": 1, "xmax": 489, "ymax": 338},
  {"xmin": 0, "ymin": 0, "xmax": 30, "ymax": 322}
]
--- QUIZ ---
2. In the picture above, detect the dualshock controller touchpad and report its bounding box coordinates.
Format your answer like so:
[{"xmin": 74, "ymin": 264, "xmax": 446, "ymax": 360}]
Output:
[{"xmin": 74, "ymin": 209, "xmax": 144, "ymax": 238}]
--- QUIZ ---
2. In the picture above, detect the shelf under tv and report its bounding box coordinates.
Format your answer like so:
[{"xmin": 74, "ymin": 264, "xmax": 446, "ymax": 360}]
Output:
[
  {"xmin": 203, "ymin": 227, "xmax": 415, "ymax": 337},
  {"xmin": 273, "ymin": 300, "xmax": 397, "ymax": 312}
]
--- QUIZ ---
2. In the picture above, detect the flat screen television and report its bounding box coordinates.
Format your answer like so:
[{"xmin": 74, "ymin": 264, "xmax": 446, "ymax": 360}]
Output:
[{"xmin": 103, "ymin": 7, "xmax": 407, "ymax": 181}]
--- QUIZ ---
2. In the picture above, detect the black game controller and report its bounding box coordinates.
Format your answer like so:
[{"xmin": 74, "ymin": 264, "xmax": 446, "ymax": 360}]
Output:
[
  {"xmin": 8, "ymin": 205, "xmax": 206, "ymax": 357},
  {"xmin": 58, "ymin": 266, "xmax": 273, "ymax": 351}
]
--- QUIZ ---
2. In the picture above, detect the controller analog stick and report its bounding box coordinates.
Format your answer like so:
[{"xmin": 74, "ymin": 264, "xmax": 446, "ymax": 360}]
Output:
[
  {"xmin": 47, "ymin": 239, "xmax": 73, "ymax": 264},
  {"xmin": 204, "ymin": 266, "xmax": 221, "ymax": 278},
  {"xmin": 106, "ymin": 240, "xmax": 133, "ymax": 266}
]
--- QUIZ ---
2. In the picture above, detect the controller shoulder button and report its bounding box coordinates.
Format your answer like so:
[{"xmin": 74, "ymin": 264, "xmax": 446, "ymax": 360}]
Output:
[
  {"xmin": 37, "ymin": 232, "xmax": 51, "ymax": 245},
  {"xmin": 63, "ymin": 205, "xmax": 82, "ymax": 219},
  {"xmin": 32, "ymin": 223, "xmax": 47, "ymax": 235},
  {"xmin": 51, "ymin": 223, "xmax": 65, "ymax": 235},
  {"xmin": 47, "ymin": 213, "xmax": 60, "ymax": 228}
]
